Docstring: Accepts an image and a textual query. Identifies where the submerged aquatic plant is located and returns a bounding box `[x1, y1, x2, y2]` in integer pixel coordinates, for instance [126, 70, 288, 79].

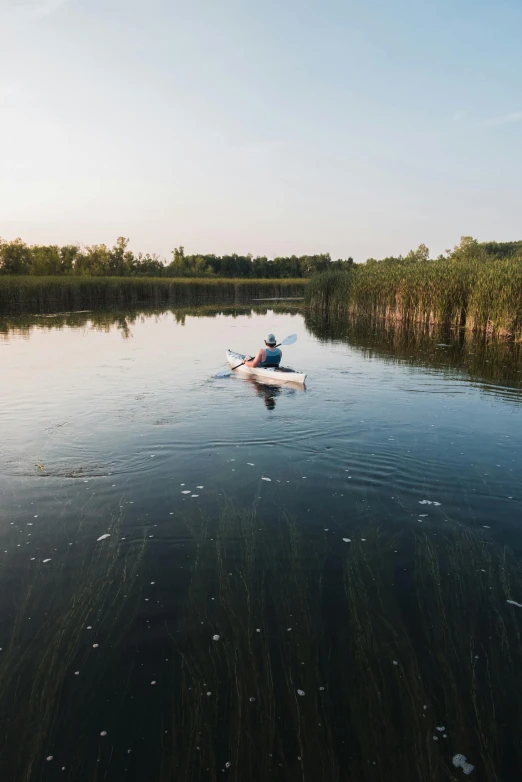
[0, 514, 146, 782]
[2, 497, 522, 780]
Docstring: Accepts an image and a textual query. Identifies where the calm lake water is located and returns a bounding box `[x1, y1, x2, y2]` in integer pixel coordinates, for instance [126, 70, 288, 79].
[1, 304, 522, 782]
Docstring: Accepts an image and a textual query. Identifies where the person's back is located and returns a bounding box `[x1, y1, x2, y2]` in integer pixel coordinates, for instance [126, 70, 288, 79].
[243, 334, 282, 368]
[259, 344, 281, 367]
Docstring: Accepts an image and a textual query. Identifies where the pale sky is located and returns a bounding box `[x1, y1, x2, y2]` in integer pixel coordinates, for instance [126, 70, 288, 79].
[1, 0, 521, 261]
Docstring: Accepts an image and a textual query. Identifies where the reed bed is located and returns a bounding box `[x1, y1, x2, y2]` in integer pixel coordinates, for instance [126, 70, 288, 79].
[306, 259, 522, 338]
[0, 276, 307, 313]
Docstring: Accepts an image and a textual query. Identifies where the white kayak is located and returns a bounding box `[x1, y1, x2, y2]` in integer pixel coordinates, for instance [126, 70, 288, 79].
[226, 350, 307, 385]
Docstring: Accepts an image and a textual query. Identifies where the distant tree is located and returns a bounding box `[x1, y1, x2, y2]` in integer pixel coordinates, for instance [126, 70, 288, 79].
[29, 244, 63, 275]
[481, 240, 522, 260]
[0, 238, 32, 274]
[449, 236, 488, 264]
[404, 243, 430, 263]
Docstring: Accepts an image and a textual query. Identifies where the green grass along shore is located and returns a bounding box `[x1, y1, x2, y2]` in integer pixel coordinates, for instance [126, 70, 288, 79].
[0, 276, 306, 311]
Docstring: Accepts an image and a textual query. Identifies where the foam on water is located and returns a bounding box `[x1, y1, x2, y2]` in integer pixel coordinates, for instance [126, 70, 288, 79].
[452, 754, 474, 775]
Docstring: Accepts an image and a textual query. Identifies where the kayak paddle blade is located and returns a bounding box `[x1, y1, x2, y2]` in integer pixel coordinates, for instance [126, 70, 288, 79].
[281, 333, 297, 346]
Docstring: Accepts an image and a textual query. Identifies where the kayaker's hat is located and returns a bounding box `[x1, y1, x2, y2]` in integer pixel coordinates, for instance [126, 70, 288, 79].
[265, 333, 277, 346]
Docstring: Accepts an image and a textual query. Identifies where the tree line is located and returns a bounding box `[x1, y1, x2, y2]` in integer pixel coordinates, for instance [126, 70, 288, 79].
[0, 237, 353, 278]
[364, 238, 522, 266]
[1, 235, 520, 278]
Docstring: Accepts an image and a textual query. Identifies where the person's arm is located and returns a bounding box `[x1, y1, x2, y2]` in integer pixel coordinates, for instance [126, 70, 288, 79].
[244, 349, 265, 367]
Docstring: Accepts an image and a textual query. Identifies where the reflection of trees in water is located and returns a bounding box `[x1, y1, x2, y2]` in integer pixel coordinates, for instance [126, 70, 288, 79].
[305, 311, 522, 394]
[0, 303, 303, 341]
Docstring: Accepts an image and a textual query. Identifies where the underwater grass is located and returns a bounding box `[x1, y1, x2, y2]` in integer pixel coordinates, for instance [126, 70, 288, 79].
[0, 513, 146, 782]
[2, 498, 522, 780]
[156, 499, 522, 781]
[0, 276, 307, 313]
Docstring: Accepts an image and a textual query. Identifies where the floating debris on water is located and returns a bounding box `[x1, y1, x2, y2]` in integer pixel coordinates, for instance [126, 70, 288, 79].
[436, 726, 445, 731]
[419, 500, 441, 506]
[507, 600, 522, 608]
[225, 762, 231, 768]
[181, 490, 191, 495]
[392, 660, 399, 666]
[191, 494, 199, 498]
[249, 697, 255, 702]
[261, 477, 271, 481]
[342, 538, 351, 543]
[42, 559, 51, 563]
[452, 754, 475, 775]
[212, 634, 220, 641]
[196, 485, 204, 489]
[151, 681, 156, 685]
[247, 463, 255, 466]
[46, 756, 53, 761]
[297, 689, 305, 696]
[96, 534, 110, 541]
[93, 644, 99, 648]
[100, 731, 107, 736]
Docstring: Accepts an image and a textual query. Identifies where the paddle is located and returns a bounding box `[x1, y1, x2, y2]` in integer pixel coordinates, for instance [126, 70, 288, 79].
[215, 334, 298, 378]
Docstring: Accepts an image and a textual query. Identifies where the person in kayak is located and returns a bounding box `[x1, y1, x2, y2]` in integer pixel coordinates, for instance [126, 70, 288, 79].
[243, 333, 282, 368]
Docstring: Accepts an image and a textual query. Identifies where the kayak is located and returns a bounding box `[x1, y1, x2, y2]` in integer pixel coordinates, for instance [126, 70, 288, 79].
[226, 350, 307, 385]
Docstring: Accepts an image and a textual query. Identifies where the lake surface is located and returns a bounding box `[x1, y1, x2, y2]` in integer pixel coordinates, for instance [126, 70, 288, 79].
[1, 304, 522, 781]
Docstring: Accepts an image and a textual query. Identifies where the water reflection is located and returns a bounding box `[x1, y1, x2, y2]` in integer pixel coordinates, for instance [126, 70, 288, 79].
[2, 304, 520, 398]
[241, 376, 305, 410]
[2, 303, 522, 780]
[247, 377, 281, 409]
[304, 311, 522, 399]
[0, 303, 303, 341]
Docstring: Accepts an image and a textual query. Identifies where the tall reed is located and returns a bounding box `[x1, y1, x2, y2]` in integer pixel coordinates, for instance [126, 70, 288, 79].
[306, 258, 522, 338]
